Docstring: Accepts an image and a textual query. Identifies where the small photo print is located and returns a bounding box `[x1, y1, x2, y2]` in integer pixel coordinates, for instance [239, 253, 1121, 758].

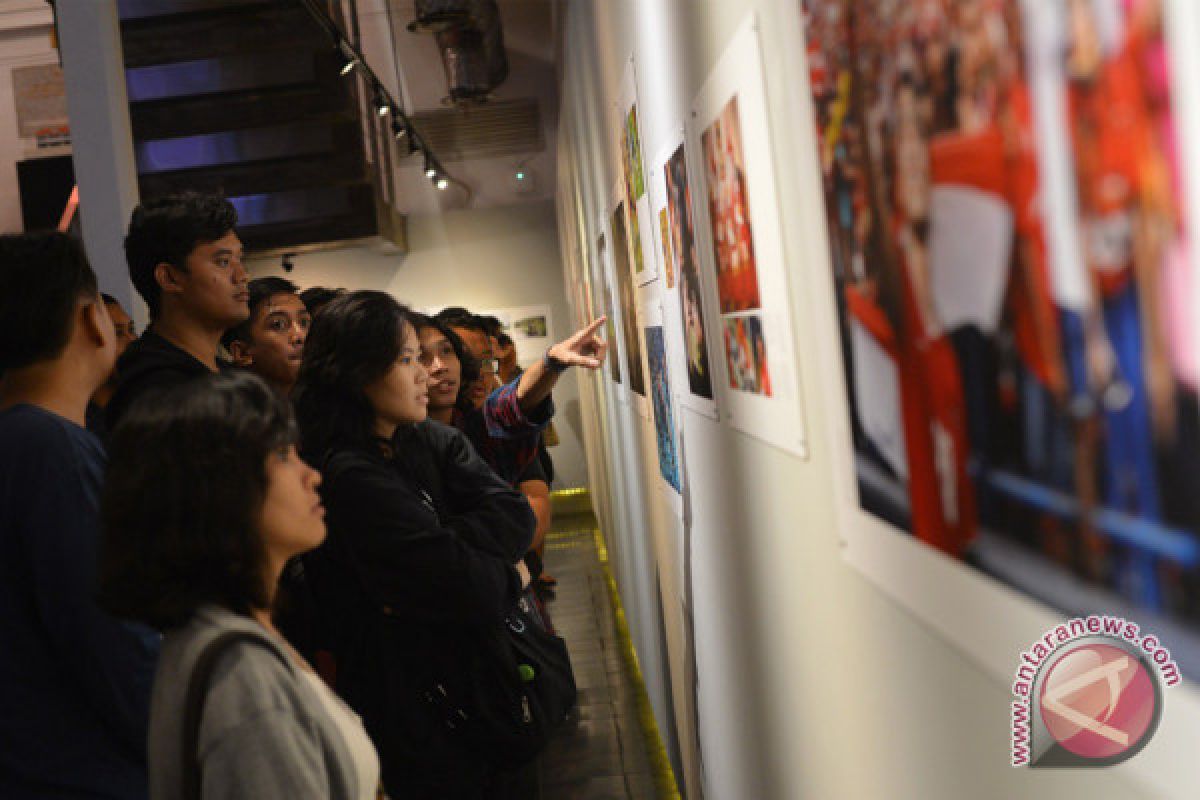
[659, 207, 675, 289]
[723, 314, 771, 397]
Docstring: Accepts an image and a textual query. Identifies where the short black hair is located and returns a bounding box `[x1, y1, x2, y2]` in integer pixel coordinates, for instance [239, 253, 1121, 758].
[299, 287, 345, 317]
[221, 276, 299, 348]
[434, 307, 488, 335]
[294, 290, 417, 459]
[98, 371, 296, 630]
[477, 315, 503, 338]
[101, 293, 118, 306]
[124, 192, 237, 319]
[410, 312, 480, 410]
[496, 331, 514, 348]
[0, 231, 98, 372]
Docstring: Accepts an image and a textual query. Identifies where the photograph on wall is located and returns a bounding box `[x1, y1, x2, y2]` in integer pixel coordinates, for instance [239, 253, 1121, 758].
[658, 207, 675, 290]
[803, 0, 1200, 674]
[618, 59, 658, 286]
[701, 96, 763, 314]
[646, 324, 682, 493]
[612, 202, 647, 397]
[598, 232, 623, 385]
[723, 315, 771, 396]
[691, 19, 807, 456]
[665, 142, 718, 410]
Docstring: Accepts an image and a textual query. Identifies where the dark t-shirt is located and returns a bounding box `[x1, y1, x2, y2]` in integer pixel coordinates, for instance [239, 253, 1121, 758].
[105, 331, 222, 434]
[0, 404, 158, 798]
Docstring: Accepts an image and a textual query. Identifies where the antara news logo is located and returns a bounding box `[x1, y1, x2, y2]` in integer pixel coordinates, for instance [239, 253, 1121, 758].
[1011, 615, 1180, 767]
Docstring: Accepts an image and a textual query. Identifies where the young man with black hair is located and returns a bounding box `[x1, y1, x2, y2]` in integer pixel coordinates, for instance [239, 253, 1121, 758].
[222, 276, 311, 396]
[86, 293, 137, 436]
[0, 232, 158, 799]
[106, 191, 248, 429]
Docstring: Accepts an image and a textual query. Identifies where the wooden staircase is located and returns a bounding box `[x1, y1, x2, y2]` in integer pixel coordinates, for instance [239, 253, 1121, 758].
[118, 0, 381, 253]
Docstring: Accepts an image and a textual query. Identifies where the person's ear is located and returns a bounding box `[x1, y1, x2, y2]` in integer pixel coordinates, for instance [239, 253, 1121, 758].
[154, 261, 185, 296]
[80, 298, 114, 350]
[227, 339, 253, 367]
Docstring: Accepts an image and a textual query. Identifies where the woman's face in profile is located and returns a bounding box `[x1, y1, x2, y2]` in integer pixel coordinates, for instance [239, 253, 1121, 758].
[364, 321, 430, 426]
[257, 444, 326, 564]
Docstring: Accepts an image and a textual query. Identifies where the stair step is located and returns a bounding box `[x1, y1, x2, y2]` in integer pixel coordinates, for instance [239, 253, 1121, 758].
[235, 182, 380, 252]
[137, 145, 367, 199]
[118, 0, 272, 23]
[121, 3, 324, 68]
[130, 69, 352, 140]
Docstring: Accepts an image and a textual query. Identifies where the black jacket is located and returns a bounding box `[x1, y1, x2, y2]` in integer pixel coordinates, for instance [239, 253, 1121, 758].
[294, 420, 533, 798]
[105, 331, 220, 433]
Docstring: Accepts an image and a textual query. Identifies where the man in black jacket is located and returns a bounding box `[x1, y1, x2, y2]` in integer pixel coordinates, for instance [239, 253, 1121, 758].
[106, 192, 248, 430]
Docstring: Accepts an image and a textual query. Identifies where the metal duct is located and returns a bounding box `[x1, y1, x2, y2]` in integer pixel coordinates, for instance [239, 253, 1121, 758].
[409, 0, 471, 33]
[413, 0, 507, 105]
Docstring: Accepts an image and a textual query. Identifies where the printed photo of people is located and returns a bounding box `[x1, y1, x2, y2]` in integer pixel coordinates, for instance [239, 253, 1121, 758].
[646, 325, 682, 492]
[612, 203, 647, 396]
[803, 0, 1200, 670]
[702, 95, 762, 314]
[723, 315, 771, 397]
[621, 105, 647, 275]
[666, 143, 715, 401]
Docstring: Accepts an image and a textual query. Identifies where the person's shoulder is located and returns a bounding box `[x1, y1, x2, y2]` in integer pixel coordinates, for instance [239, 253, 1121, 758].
[415, 418, 471, 450]
[0, 405, 101, 466]
[166, 609, 300, 733]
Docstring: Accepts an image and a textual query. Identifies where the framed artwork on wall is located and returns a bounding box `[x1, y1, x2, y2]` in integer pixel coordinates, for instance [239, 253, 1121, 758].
[643, 302, 684, 500]
[616, 59, 658, 288]
[796, 3, 1200, 778]
[690, 16, 808, 458]
[649, 132, 720, 420]
[612, 196, 650, 416]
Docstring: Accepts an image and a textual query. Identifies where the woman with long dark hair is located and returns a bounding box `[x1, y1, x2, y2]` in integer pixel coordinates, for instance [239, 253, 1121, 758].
[98, 372, 382, 799]
[291, 291, 536, 798]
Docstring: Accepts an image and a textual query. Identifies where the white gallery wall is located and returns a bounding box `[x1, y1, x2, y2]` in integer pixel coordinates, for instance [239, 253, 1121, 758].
[556, 1, 1198, 798]
[245, 200, 589, 490]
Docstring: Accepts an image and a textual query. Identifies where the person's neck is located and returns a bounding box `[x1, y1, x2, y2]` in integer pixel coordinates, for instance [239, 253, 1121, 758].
[374, 417, 398, 441]
[428, 404, 453, 425]
[91, 381, 115, 409]
[151, 313, 224, 371]
[0, 362, 94, 427]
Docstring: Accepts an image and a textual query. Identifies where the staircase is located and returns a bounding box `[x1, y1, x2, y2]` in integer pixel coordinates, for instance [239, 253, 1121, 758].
[117, 0, 384, 254]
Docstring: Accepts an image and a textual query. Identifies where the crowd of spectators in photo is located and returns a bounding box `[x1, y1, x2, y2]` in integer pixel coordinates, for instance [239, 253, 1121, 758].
[0, 191, 607, 799]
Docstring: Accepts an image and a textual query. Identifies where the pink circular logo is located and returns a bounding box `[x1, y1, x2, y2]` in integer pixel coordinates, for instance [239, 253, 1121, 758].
[1038, 643, 1158, 760]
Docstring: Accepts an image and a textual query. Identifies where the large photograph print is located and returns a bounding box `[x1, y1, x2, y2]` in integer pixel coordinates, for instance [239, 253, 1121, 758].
[665, 143, 717, 405]
[804, 0, 1200, 673]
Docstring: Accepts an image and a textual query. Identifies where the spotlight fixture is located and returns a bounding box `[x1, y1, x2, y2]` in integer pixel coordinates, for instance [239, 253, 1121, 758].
[393, 121, 409, 140]
[436, 176, 449, 190]
[424, 156, 438, 179]
[336, 42, 358, 76]
[281, 252, 296, 273]
[374, 91, 391, 117]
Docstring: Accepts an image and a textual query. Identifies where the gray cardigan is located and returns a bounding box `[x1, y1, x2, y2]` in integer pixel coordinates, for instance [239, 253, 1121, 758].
[148, 606, 366, 800]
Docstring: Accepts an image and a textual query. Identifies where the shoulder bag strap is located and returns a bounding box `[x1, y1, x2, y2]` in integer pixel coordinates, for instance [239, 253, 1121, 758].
[182, 630, 270, 800]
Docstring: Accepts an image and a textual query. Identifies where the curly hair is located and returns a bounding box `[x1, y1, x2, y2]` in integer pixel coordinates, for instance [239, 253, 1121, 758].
[98, 371, 295, 630]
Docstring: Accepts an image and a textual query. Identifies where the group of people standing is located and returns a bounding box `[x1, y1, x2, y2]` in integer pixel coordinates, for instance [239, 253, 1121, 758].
[0, 191, 606, 799]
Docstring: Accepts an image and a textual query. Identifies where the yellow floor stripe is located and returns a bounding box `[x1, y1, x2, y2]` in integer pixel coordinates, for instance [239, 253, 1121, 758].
[590, 526, 683, 800]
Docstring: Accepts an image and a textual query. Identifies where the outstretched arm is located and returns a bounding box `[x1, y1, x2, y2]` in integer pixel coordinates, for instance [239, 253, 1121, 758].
[514, 316, 608, 413]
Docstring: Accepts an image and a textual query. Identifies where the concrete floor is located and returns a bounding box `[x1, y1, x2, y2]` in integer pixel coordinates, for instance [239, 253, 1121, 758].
[536, 513, 665, 800]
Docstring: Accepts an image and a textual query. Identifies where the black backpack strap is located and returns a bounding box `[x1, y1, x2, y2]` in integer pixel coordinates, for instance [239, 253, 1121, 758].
[182, 631, 270, 800]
